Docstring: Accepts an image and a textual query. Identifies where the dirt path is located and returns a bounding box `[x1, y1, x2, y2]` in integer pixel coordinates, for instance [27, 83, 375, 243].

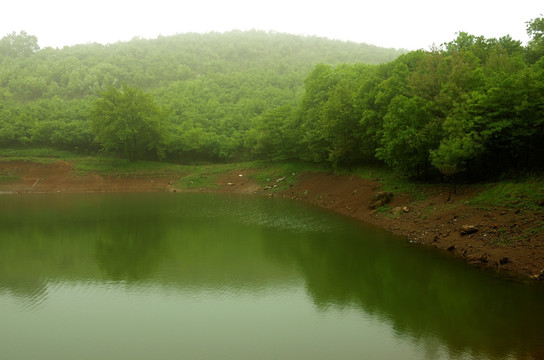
[2, 160, 543, 280]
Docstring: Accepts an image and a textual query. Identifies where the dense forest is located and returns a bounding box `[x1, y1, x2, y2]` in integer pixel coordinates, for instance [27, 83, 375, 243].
[0, 30, 404, 161]
[1, 19, 543, 181]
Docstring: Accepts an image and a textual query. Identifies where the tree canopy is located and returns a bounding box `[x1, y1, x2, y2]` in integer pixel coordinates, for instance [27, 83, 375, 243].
[91, 85, 165, 160]
[0, 30, 404, 160]
[1, 19, 543, 180]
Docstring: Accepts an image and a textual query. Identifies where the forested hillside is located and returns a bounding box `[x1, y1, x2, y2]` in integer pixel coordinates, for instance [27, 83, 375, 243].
[291, 20, 544, 180]
[1, 19, 543, 181]
[0, 30, 404, 160]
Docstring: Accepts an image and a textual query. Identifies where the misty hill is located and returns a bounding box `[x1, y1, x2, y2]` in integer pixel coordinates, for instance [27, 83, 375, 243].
[1, 20, 543, 178]
[0, 30, 406, 159]
[1, 30, 406, 100]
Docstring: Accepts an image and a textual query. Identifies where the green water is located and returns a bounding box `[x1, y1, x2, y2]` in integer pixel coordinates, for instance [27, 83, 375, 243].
[0, 193, 543, 360]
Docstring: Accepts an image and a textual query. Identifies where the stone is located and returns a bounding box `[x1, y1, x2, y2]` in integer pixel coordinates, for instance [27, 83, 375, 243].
[460, 225, 478, 235]
[369, 191, 393, 209]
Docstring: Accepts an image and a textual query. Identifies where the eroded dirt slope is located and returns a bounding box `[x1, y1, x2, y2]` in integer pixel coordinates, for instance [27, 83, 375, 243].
[280, 172, 544, 280]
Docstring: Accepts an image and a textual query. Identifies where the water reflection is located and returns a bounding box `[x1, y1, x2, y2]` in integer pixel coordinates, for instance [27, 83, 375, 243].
[266, 229, 544, 359]
[0, 193, 543, 359]
[0, 277, 48, 311]
[94, 214, 167, 281]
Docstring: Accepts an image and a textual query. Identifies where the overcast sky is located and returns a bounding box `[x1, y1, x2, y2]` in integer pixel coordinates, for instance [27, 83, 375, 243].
[1, 0, 542, 50]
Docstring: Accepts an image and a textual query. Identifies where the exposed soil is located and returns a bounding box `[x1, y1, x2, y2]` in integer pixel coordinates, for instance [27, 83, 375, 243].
[0, 161, 173, 193]
[2, 160, 543, 280]
[277, 172, 544, 281]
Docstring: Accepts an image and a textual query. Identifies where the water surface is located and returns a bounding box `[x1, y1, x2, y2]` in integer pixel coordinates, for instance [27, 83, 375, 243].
[1, 193, 543, 359]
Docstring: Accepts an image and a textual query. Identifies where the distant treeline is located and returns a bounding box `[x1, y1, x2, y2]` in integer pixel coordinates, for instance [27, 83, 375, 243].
[1, 21, 543, 180]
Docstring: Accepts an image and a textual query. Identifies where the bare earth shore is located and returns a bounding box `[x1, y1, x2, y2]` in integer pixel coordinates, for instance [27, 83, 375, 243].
[2, 160, 543, 281]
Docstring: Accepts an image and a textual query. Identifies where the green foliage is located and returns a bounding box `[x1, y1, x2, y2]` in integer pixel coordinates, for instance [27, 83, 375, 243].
[430, 134, 483, 177]
[91, 85, 165, 161]
[0, 31, 39, 58]
[377, 95, 441, 177]
[526, 15, 544, 63]
[468, 177, 544, 211]
[248, 105, 300, 160]
[1, 21, 543, 182]
[292, 18, 544, 180]
[0, 30, 404, 162]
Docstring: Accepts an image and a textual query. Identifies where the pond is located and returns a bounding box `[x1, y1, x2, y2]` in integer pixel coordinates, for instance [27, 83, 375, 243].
[0, 193, 543, 359]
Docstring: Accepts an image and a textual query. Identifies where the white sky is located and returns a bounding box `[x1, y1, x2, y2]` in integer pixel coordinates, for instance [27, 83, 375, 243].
[1, 0, 543, 50]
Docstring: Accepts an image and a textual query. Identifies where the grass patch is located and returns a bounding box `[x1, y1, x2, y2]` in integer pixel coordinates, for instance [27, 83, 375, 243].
[0, 148, 78, 161]
[178, 173, 221, 189]
[73, 156, 184, 176]
[418, 205, 436, 220]
[249, 161, 322, 190]
[373, 204, 398, 218]
[175, 162, 262, 189]
[0, 174, 20, 183]
[468, 177, 544, 211]
[342, 165, 431, 201]
[0, 156, 65, 165]
[341, 165, 389, 180]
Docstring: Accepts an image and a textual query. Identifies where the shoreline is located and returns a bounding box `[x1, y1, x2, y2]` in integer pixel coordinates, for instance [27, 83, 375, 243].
[277, 173, 544, 281]
[1, 160, 543, 281]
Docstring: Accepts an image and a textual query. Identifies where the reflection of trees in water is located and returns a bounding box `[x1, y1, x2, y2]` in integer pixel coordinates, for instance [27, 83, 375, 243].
[263, 226, 544, 360]
[94, 215, 168, 282]
[0, 277, 48, 311]
[2, 193, 544, 358]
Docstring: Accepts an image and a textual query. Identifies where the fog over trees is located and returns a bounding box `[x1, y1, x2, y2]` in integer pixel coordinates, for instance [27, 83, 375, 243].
[1, 19, 543, 180]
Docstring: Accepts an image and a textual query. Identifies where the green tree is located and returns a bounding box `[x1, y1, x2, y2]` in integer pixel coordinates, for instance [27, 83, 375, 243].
[297, 64, 336, 162]
[0, 31, 39, 58]
[526, 15, 544, 63]
[376, 95, 441, 177]
[321, 75, 363, 166]
[248, 105, 299, 160]
[91, 85, 165, 160]
[431, 134, 483, 199]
